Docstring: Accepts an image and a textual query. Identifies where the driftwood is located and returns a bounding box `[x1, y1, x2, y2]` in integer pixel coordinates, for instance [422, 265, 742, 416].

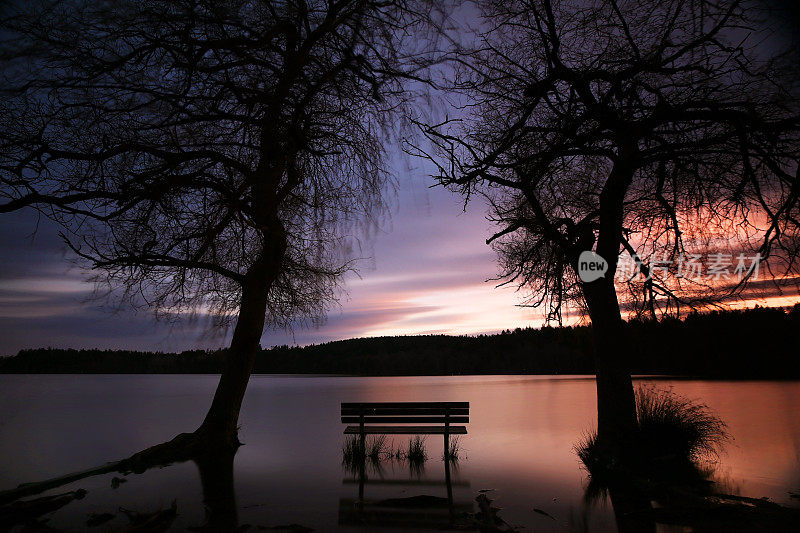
[0, 464, 118, 505]
[626, 491, 800, 531]
[86, 512, 115, 527]
[472, 493, 518, 532]
[18, 519, 71, 532]
[0, 431, 201, 505]
[0, 489, 86, 530]
[121, 500, 177, 532]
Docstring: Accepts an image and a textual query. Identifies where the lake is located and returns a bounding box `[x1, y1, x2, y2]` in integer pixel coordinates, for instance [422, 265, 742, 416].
[1, 375, 799, 531]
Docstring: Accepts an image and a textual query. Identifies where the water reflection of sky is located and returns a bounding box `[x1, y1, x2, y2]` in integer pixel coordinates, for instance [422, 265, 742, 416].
[0, 375, 798, 531]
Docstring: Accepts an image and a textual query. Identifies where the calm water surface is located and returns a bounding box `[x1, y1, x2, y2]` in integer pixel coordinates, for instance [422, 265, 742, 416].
[0, 375, 799, 531]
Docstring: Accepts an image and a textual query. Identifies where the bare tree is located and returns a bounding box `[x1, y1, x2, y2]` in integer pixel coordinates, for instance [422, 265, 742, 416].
[412, 0, 800, 449]
[0, 0, 442, 457]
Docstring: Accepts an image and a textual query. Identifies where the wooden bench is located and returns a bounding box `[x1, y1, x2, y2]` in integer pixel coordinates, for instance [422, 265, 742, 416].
[340, 401, 470, 526]
[341, 401, 469, 456]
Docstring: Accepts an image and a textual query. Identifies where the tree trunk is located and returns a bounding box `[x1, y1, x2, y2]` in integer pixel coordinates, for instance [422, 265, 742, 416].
[194, 153, 288, 452]
[194, 450, 238, 530]
[607, 485, 656, 533]
[582, 142, 639, 451]
[196, 246, 281, 451]
[583, 274, 638, 448]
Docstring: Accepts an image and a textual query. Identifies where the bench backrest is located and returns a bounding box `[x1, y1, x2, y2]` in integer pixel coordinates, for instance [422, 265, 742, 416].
[341, 402, 469, 425]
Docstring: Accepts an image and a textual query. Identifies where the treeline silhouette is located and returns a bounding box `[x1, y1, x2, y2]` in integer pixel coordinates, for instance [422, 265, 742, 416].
[1, 306, 798, 377]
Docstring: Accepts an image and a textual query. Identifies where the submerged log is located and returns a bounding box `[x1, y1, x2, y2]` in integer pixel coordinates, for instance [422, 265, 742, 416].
[121, 500, 177, 532]
[0, 489, 87, 530]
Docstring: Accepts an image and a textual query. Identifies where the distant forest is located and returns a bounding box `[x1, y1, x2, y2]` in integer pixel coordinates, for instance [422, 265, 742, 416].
[1, 306, 798, 378]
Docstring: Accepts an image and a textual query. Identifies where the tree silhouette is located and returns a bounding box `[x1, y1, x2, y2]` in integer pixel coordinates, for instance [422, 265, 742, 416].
[412, 0, 800, 448]
[0, 0, 441, 456]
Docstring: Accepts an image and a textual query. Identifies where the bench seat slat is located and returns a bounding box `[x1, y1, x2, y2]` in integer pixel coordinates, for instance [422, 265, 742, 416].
[341, 416, 468, 424]
[341, 407, 469, 416]
[344, 425, 467, 435]
[341, 402, 468, 409]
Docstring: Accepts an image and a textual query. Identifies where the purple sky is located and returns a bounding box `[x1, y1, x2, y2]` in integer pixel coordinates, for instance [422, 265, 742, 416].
[0, 163, 550, 355]
[4, 162, 796, 356]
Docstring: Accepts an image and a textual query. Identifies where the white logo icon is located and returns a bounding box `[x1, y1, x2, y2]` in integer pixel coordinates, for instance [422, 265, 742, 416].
[578, 251, 608, 282]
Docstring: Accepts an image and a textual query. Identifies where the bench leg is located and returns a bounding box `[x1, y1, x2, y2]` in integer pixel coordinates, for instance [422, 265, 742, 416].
[358, 429, 366, 504]
[358, 409, 366, 505]
[444, 432, 454, 514]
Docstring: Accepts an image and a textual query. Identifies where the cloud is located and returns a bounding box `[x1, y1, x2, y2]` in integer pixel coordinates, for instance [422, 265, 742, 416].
[2, 173, 798, 354]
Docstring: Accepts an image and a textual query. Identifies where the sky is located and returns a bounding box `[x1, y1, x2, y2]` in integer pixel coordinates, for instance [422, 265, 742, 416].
[0, 164, 554, 355]
[2, 158, 798, 356]
[1, 2, 799, 356]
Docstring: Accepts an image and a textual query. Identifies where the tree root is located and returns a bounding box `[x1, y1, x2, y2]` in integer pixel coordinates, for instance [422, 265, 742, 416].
[0, 428, 241, 504]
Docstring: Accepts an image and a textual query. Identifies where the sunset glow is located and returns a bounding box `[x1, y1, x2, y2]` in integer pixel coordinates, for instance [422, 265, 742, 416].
[1, 179, 797, 354]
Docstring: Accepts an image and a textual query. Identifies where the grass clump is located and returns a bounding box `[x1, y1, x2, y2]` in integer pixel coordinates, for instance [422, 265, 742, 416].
[635, 385, 728, 462]
[405, 436, 428, 463]
[342, 435, 365, 466]
[366, 434, 389, 461]
[342, 434, 393, 465]
[343, 434, 437, 476]
[577, 386, 729, 481]
[443, 436, 461, 462]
